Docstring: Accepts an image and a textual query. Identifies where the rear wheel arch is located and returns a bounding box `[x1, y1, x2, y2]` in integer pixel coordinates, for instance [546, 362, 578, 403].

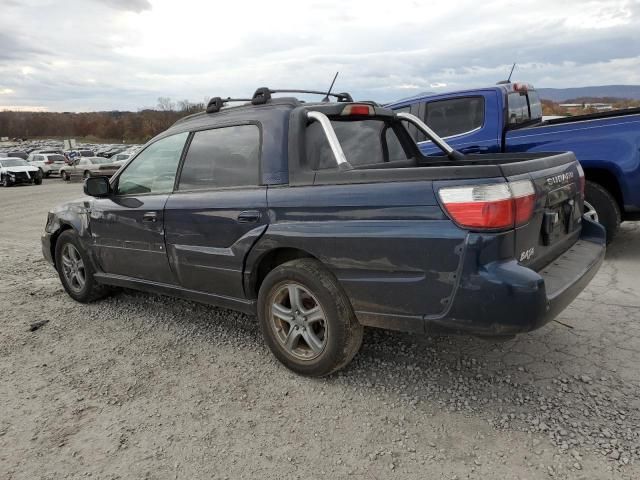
[583, 167, 624, 210]
[252, 247, 318, 297]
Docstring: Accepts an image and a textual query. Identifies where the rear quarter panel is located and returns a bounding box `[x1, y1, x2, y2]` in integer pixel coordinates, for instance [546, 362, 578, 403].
[251, 181, 466, 329]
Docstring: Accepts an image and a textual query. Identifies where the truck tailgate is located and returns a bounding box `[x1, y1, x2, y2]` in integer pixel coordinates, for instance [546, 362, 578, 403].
[500, 152, 583, 271]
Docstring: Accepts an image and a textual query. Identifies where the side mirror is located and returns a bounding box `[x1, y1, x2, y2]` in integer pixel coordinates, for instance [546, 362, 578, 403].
[84, 176, 111, 197]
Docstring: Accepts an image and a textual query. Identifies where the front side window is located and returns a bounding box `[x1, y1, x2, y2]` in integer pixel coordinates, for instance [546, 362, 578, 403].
[424, 97, 485, 138]
[178, 125, 260, 190]
[116, 132, 188, 195]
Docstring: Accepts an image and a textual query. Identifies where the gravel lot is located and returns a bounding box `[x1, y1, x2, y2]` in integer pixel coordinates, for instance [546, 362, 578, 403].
[1, 180, 639, 479]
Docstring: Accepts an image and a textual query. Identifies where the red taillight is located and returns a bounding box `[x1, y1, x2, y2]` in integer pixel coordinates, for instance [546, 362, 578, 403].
[438, 180, 536, 230]
[341, 104, 374, 116]
[576, 164, 585, 198]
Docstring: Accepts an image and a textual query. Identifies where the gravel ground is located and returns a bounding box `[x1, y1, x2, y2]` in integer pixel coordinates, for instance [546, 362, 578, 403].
[1, 180, 639, 479]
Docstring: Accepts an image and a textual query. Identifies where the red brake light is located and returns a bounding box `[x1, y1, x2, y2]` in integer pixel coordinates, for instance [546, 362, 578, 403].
[512, 82, 532, 93]
[341, 104, 374, 116]
[438, 180, 536, 230]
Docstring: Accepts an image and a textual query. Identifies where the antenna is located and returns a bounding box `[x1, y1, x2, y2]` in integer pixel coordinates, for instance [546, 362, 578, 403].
[506, 63, 516, 83]
[496, 63, 517, 85]
[322, 72, 339, 102]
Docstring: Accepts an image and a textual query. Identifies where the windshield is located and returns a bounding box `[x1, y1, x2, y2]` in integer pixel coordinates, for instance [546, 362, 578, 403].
[0, 159, 28, 167]
[304, 119, 411, 170]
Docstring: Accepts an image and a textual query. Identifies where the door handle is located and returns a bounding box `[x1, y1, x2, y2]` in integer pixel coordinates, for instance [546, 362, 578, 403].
[237, 210, 261, 223]
[460, 146, 489, 154]
[142, 211, 158, 222]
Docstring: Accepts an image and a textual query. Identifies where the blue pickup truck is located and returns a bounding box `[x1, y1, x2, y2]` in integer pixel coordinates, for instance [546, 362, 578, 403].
[43, 88, 605, 376]
[388, 82, 640, 241]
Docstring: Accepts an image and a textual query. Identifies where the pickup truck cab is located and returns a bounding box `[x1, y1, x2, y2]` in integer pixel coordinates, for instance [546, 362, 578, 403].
[388, 83, 640, 241]
[42, 88, 605, 376]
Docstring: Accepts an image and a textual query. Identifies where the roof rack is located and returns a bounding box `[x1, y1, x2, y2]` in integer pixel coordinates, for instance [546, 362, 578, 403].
[205, 87, 354, 113]
[206, 96, 253, 114]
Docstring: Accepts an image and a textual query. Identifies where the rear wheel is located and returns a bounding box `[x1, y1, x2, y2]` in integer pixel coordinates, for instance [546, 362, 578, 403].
[584, 181, 620, 243]
[61, 170, 70, 181]
[55, 230, 110, 303]
[44, 171, 51, 178]
[258, 258, 363, 377]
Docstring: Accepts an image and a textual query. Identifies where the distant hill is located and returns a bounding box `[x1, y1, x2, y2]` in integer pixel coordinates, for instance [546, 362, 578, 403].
[537, 85, 640, 102]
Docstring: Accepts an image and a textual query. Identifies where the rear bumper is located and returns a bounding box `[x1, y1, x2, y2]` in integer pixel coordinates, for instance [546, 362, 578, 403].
[357, 218, 606, 336]
[426, 218, 606, 335]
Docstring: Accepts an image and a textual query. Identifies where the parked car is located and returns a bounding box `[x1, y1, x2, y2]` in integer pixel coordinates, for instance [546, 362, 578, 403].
[5, 151, 28, 160]
[387, 82, 640, 242]
[0, 157, 42, 186]
[59, 156, 121, 180]
[111, 153, 132, 165]
[42, 88, 605, 376]
[27, 153, 67, 176]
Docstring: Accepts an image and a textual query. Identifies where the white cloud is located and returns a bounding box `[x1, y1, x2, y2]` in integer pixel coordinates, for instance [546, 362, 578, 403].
[0, 0, 638, 111]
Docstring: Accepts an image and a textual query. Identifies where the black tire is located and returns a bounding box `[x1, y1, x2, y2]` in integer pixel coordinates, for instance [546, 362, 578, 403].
[61, 170, 70, 181]
[83, 170, 91, 179]
[44, 171, 51, 178]
[585, 181, 621, 243]
[257, 258, 363, 377]
[34, 172, 43, 185]
[54, 230, 110, 303]
[2, 175, 10, 187]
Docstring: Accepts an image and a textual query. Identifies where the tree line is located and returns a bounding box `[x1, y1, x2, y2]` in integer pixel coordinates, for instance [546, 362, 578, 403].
[541, 97, 640, 116]
[0, 98, 205, 143]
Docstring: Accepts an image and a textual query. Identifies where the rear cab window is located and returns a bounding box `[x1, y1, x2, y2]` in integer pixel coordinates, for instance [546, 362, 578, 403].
[507, 89, 543, 126]
[178, 125, 261, 190]
[304, 119, 412, 170]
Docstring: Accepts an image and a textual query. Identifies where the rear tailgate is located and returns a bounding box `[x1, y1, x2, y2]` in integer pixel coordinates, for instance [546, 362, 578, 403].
[500, 152, 583, 271]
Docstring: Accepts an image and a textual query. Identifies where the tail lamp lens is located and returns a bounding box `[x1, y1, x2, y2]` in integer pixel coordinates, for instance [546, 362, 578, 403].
[439, 180, 536, 230]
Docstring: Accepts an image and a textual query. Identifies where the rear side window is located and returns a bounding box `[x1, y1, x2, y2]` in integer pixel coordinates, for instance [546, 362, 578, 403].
[424, 97, 485, 138]
[48, 154, 65, 162]
[178, 125, 260, 190]
[304, 119, 410, 170]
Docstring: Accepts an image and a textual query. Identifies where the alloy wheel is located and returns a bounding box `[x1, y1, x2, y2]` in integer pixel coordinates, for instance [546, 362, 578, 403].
[61, 243, 86, 293]
[583, 200, 599, 222]
[269, 282, 328, 360]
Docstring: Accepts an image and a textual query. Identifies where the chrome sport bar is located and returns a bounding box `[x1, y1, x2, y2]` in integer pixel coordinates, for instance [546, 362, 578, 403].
[306, 111, 353, 170]
[395, 112, 465, 161]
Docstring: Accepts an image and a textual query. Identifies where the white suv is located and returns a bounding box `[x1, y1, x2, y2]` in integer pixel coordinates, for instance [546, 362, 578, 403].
[27, 153, 67, 176]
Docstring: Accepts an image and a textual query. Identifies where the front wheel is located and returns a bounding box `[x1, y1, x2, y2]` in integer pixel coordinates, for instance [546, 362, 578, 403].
[54, 230, 110, 303]
[257, 259, 363, 377]
[2, 175, 10, 187]
[584, 181, 620, 243]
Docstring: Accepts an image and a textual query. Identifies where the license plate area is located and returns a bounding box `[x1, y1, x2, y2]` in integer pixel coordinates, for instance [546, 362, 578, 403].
[541, 185, 579, 246]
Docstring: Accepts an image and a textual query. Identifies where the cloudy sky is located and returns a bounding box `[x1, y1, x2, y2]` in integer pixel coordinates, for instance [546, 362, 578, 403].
[1, 0, 639, 111]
